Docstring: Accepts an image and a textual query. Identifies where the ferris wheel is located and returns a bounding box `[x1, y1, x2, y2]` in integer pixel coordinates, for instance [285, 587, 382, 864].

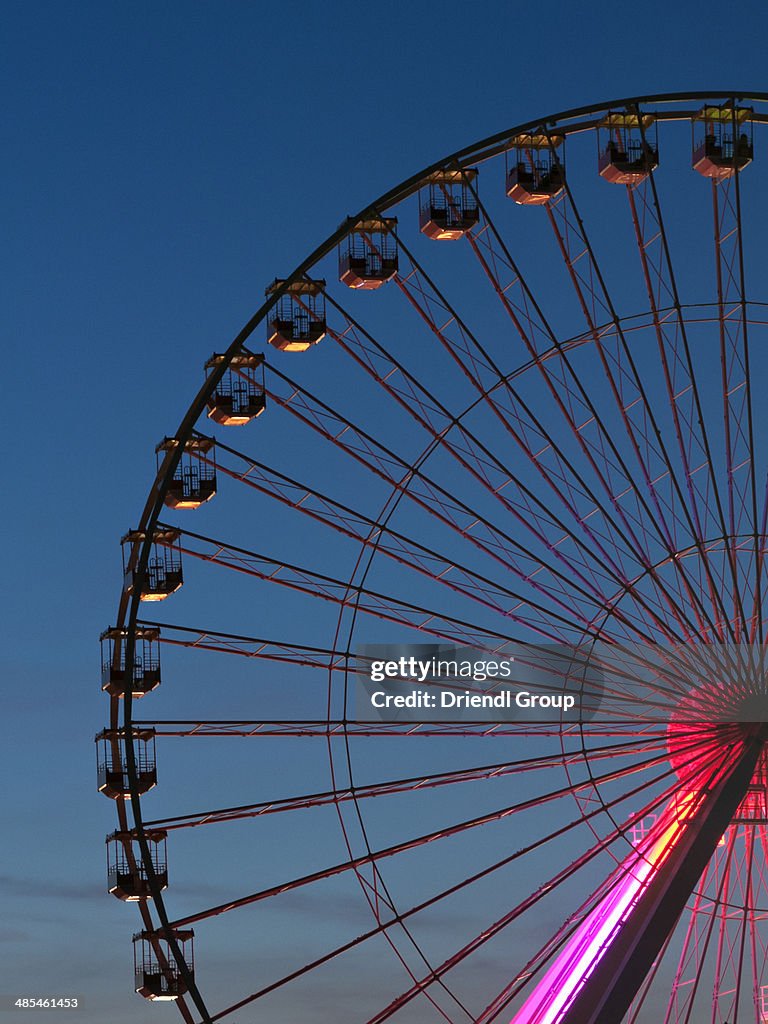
[98, 92, 768, 1024]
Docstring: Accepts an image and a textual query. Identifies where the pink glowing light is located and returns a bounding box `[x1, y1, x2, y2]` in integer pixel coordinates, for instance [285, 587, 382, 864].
[510, 792, 697, 1024]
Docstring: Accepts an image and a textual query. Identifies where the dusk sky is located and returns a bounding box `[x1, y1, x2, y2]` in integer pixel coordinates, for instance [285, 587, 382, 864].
[6, 2, 768, 1022]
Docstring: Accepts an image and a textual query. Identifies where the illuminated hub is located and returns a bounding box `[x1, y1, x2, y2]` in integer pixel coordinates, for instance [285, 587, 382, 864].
[107, 830, 167, 901]
[133, 929, 194, 1001]
[205, 352, 266, 426]
[95, 728, 157, 799]
[339, 217, 398, 289]
[668, 685, 768, 822]
[419, 169, 479, 239]
[506, 133, 565, 205]
[100, 626, 161, 697]
[692, 103, 753, 179]
[597, 111, 658, 184]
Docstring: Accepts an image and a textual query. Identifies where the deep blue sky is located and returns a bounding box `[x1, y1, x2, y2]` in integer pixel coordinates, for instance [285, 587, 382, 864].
[4, 1, 768, 1020]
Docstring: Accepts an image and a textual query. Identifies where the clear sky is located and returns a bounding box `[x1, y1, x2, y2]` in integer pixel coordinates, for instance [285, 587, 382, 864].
[5, 1, 768, 1021]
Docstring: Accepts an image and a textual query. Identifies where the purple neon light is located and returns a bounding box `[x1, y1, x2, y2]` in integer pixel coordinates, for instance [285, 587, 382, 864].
[509, 791, 698, 1024]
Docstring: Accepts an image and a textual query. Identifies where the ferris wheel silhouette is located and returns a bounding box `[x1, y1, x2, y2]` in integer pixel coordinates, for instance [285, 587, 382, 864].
[98, 92, 768, 1024]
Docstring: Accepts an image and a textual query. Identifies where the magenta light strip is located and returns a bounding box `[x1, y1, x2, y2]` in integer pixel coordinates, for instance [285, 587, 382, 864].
[509, 791, 698, 1024]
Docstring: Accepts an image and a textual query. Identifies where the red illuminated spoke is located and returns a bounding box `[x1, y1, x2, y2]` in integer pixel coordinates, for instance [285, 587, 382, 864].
[206, 750, 705, 1023]
[546, 179, 740, 643]
[390, 208, 722, 643]
[139, 733, 682, 832]
[327, 229, 718, 643]
[161, 522, 575, 648]
[265, 347, 737, 646]
[137, 719, 671, 739]
[154, 612, 730, 707]
[165, 523, 697, 685]
[624, 174, 735, 641]
[262, 360, 682, 642]
[201, 436, 624, 640]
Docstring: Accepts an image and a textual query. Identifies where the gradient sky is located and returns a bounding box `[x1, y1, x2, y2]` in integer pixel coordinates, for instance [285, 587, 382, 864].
[5, 1, 768, 1020]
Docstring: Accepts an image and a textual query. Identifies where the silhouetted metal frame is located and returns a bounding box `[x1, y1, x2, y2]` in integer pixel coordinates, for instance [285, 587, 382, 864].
[110, 91, 768, 1023]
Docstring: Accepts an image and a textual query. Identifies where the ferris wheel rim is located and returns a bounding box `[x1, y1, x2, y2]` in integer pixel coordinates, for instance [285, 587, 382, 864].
[120, 89, 768, 599]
